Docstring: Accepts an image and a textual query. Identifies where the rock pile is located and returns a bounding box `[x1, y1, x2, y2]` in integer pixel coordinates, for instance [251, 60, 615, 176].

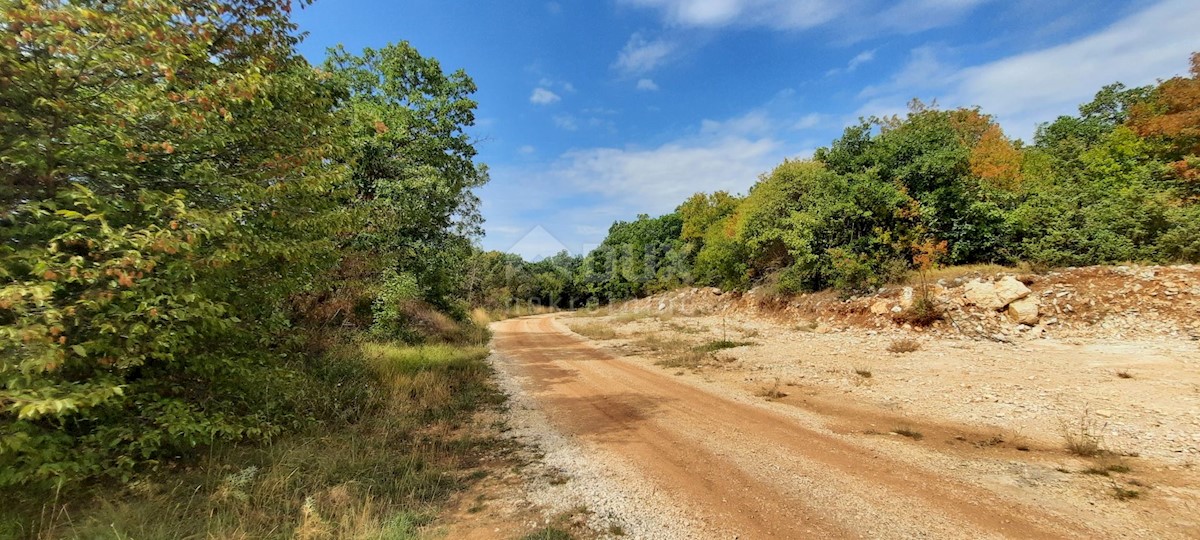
[619, 264, 1200, 341]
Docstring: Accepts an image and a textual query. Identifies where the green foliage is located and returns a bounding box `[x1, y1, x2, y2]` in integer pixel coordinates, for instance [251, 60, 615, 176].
[557, 59, 1197, 302]
[0, 1, 490, 491]
[0, 0, 347, 488]
[3, 342, 501, 539]
[324, 42, 487, 319]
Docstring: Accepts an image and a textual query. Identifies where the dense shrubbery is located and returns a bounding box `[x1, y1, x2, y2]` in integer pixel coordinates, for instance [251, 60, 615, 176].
[473, 53, 1200, 305]
[1, 1, 488, 489]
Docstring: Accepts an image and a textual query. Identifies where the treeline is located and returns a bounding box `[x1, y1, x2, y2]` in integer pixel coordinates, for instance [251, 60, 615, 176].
[1, 1, 488, 487]
[470, 53, 1200, 307]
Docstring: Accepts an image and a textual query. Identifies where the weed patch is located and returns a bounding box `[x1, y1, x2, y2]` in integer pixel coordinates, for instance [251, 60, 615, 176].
[893, 427, 924, 441]
[887, 338, 921, 354]
[568, 322, 618, 340]
[1112, 485, 1141, 501]
[694, 339, 754, 353]
[1060, 410, 1107, 457]
[756, 378, 788, 400]
[6, 343, 506, 539]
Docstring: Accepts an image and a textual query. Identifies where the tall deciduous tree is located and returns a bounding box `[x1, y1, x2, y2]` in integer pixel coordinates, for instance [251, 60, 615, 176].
[0, 0, 342, 486]
[324, 43, 488, 324]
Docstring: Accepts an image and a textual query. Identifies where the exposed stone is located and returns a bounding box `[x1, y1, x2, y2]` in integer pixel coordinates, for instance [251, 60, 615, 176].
[963, 277, 1030, 311]
[1006, 296, 1040, 325]
[899, 287, 915, 309]
[963, 279, 1002, 309]
[869, 300, 891, 316]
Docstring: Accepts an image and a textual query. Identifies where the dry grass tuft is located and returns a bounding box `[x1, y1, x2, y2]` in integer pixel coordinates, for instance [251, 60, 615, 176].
[1111, 485, 1141, 501]
[694, 339, 753, 353]
[893, 427, 924, 440]
[1115, 369, 1134, 379]
[18, 342, 502, 539]
[756, 378, 788, 400]
[568, 322, 617, 340]
[1060, 409, 1107, 457]
[887, 338, 921, 354]
[853, 367, 873, 378]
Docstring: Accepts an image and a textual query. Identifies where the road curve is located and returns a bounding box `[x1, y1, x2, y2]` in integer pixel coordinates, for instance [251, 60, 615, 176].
[491, 314, 1104, 539]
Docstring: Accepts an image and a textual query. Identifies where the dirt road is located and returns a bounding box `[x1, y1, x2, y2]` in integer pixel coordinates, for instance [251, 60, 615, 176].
[490, 314, 1199, 539]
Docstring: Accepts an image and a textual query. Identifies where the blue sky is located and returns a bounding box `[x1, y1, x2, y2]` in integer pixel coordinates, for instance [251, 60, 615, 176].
[293, 0, 1200, 260]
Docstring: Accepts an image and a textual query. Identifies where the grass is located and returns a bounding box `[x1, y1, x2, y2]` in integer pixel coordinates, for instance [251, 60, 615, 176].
[853, 367, 873, 378]
[893, 427, 924, 441]
[4, 342, 505, 540]
[612, 311, 655, 323]
[793, 321, 818, 332]
[1112, 485, 1141, 501]
[756, 378, 788, 400]
[1115, 369, 1134, 379]
[693, 339, 753, 353]
[568, 322, 618, 340]
[667, 322, 706, 334]
[522, 527, 574, 540]
[886, 338, 921, 354]
[903, 263, 1030, 285]
[1061, 409, 1107, 457]
[657, 350, 709, 369]
[893, 296, 943, 327]
[521, 506, 589, 540]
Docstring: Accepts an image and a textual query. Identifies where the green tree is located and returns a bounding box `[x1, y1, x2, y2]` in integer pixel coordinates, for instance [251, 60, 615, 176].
[323, 42, 488, 329]
[1, 0, 341, 486]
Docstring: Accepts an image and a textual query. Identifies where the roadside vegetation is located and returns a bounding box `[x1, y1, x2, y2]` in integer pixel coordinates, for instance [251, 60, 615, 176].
[4, 344, 503, 538]
[1, 0, 507, 536]
[466, 53, 1200, 307]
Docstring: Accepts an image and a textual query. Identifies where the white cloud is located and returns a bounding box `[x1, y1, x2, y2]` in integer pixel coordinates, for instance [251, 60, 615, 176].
[699, 109, 773, 137]
[953, 0, 1200, 132]
[636, 78, 660, 91]
[620, 0, 991, 32]
[792, 113, 824, 130]
[620, 0, 844, 30]
[875, 0, 994, 34]
[552, 114, 578, 130]
[539, 77, 576, 93]
[856, 0, 1200, 139]
[530, 87, 561, 105]
[518, 145, 536, 155]
[555, 136, 782, 210]
[827, 49, 875, 76]
[480, 110, 804, 255]
[858, 45, 950, 99]
[614, 34, 677, 74]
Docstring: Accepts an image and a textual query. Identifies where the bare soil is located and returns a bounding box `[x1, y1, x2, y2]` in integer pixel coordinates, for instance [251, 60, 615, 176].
[474, 309, 1200, 539]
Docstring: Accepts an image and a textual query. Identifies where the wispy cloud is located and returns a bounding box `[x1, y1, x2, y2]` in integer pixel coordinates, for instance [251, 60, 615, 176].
[530, 87, 562, 105]
[855, 0, 1200, 139]
[636, 78, 660, 91]
[620, 0, 992, 32]
[614, 33, 677, 75]
[792, 113, 825, 130]
[480, 109, 804, 256]
[827, 49, 876, 76]
[619, 0, 845, 30]
[552, 114, 578, 130]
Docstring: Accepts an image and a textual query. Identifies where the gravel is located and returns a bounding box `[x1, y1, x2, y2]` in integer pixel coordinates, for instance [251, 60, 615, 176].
[489, 349, 706, 539]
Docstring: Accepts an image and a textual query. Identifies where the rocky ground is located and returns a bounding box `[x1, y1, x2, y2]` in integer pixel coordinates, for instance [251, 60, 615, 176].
[439, 264, 1200, 539]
